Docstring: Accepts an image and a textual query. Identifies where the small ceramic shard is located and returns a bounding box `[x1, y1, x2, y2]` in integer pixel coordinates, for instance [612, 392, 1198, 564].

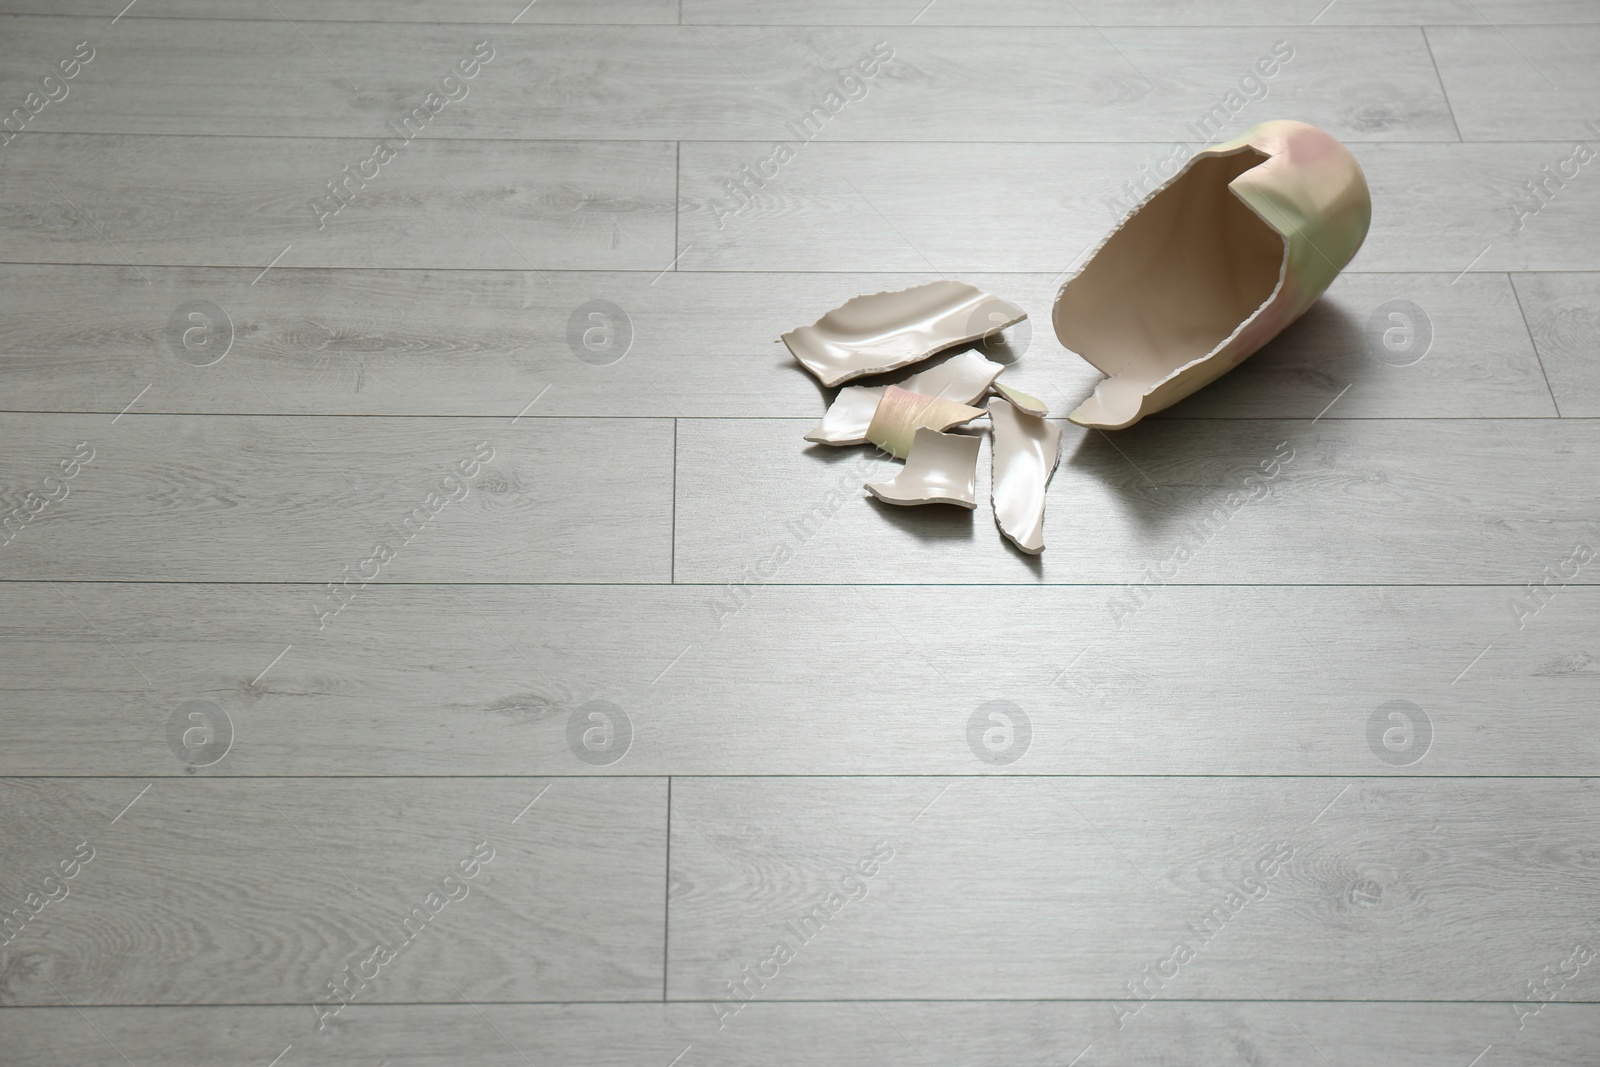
[783, 280, 1027, 387]
[865, 427, 981, 509]
[804, 351, 1005, 446]
[1055, 119, 1371, 429]
[866, 385, 986, 460]
[990, 380, 1049, 417]
[988, 397, 1062, 554]
[805, 387, 884, 446]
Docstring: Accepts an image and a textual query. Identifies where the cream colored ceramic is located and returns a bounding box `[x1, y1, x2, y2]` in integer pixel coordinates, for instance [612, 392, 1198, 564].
[988, 397, 1061, 554]
[784, 280, 1027, 388]
[865, 386, 987, 459]
[990, 380, 1048, 417]
[805, 351, 1005, 446]
[864, 427, 981, 509]
[1056, 119, 1371, 429]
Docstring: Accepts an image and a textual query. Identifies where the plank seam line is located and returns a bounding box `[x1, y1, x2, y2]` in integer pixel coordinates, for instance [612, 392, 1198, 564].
[1507, 273, 1563, 417]
[1418, 25, 1465, 143]
[2, 12, 1597, 27]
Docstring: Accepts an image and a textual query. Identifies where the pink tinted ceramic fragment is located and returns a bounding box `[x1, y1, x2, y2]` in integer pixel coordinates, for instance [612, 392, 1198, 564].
[783, 280, 1027, 387]
[805, 351, 1005, 446]
[1056, 119, 1371, 429]
[987, 397, 1061, 554]
[866, 386, 987, 459]
[865, 427, 981, 509]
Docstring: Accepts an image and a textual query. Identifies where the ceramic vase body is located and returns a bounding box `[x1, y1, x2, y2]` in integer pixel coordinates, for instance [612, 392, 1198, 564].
[1056, 119, 1372, 429]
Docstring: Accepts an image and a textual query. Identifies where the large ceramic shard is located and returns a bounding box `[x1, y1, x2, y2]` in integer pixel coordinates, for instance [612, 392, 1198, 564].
[865, 427, 981, 509]
[988, 397, 1061, 554]
[866, 385, 986, 459]
[805, 351, 1005, 446]
[783, 281, 1027, 387]
[1056, 119, 1371, 429]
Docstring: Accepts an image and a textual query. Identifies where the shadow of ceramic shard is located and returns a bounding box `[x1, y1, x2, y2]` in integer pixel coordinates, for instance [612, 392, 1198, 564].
[805, 351, 1005, 446]
[783, 280, 1026, 388]
[989, 397, 1062, 555]
[864, 427, 981, 510]
[865, 385, 987, 459]
[1056, 120, 1371, 430]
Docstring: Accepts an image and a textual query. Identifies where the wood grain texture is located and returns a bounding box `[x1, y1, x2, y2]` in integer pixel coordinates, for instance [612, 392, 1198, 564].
[0, 414, 673, 581]
[0, 18, 1453, 142]
[0, 267, 1554, 418]
[1359, 142, 1600, 271]
[1, 0, 1597, 1054]
[668, 776, 1600, 1001]
[2, 583, 1595, 777]
[5, 0, 1596, 22]
[1429, 25, 1600, 141]
[1144, 270, 1557, 418]
[0, 0, 673, 19]
[6, 1002, 1599, 1066]
[1513, 272, 1600, 416]
[0, 134, 674, 269]
[0, 777, 665, 1005]
[675, 417, 1600, 584]
[685, 0, 1600, 25]
[680, 142, 1600, 272]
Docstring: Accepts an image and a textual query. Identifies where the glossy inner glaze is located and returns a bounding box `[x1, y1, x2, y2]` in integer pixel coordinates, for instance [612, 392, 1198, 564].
[1055, 147, 1282, 424]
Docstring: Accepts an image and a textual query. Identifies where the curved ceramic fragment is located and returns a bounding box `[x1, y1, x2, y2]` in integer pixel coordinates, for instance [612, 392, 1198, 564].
[865, 427, 981, 509]
[1055, 119, 1371, 429]
[805, 351, 1005, 446]
[805, 387, 883, 447]
[783, 280, 1027, 388]
[866, 385, 987, 459]
[990, 380, 1049, 417]
[988, 397, 1061, 554]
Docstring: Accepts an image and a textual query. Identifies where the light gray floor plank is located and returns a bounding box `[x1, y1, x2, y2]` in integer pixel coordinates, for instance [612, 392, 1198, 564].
[676, 417, 1600, 584]
[5, 1002, 1598, 1067]
[0, 777, 665, 1005]
[0, 19, 1453, 142]
[0, 0, 673, 19]
[0, 414, 672, 581]
[0, 134, 674, 269]
[0, 0, 1596, 1056]
[0, 267, 1553, 418]
[1514, 272, 1600, 416]
[1143, 270, 1556, 418]
[668, 777, 1600, 1002]
[1359, 142, 1600, 270]
[1429, 25, 1600, 141]
[686, 0, 1600, 24]
[7, 0, 1597, 22]
[680, 141, 1600, 272]
[2, 583, 1593, 776]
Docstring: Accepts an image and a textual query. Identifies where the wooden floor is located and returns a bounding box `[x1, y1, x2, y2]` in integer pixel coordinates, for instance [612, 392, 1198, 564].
[3, 2, 1598, 1064]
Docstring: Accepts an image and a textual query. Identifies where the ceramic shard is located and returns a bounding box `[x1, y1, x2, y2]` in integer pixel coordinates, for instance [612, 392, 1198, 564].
[1055, 119, 1371, 429]
[866, 385, 987, 460]
[783, 280, 1027, 388]
[865, 427, 981, 509]
[804, 351, 1005, 446]
[988, 397, 1061, 554]
[991, 380, 1049, 417]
